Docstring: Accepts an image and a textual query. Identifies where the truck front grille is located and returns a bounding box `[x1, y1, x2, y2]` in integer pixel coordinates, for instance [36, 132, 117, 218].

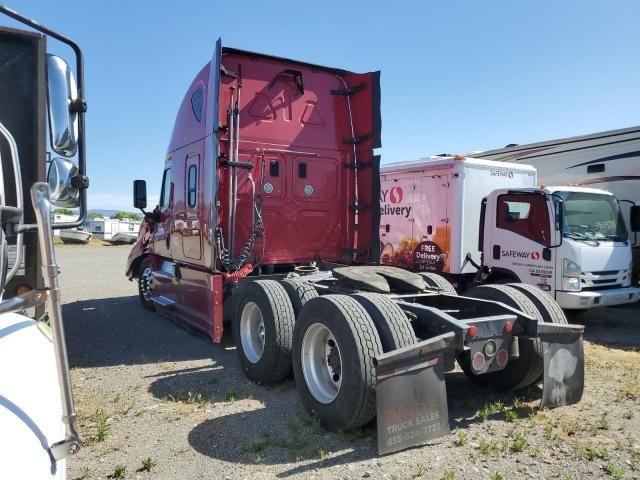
[580, 269, 628, 290]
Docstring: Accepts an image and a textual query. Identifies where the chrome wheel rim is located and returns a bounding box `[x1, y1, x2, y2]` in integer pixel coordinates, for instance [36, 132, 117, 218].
[240, 302, 265, 363]
[301, 323, 342, 404]
[140, 267, 153, 301]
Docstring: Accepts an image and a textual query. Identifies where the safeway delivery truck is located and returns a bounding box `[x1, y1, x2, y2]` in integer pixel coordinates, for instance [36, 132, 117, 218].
[380, 156, 640, 310]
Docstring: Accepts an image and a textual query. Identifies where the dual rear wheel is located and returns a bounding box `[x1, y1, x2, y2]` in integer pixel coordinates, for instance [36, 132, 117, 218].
[232, 276, 566, 430]
[233, 280, 415, 430]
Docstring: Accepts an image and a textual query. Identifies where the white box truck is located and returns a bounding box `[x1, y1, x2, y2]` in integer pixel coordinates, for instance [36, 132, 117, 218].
[380, 156, 640, 310]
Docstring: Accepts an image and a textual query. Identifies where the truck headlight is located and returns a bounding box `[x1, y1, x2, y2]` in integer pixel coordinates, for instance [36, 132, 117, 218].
[624, 260, 633, 287]
[562, 258, 581, 277]
[562, 258, 581, 291]
[563, 277, 581, 291]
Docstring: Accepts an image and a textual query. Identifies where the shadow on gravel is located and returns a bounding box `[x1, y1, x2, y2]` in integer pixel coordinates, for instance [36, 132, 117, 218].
[63, 296, 217, 368]
[182, 368, 542, 476]
[566, 302, 640, 349]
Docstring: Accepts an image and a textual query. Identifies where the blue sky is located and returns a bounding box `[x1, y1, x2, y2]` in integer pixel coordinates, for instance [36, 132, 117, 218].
[5, 1, 640, 210]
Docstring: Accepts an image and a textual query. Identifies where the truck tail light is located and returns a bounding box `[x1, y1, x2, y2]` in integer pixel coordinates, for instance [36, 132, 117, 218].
[504, 321, 512, 333]
[496, 349, 509, 367]
[472, 352, 485, 371]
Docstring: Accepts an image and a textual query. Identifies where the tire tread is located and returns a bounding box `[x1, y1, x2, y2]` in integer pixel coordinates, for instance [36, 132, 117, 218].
[419, 272, 458, 295]
[353, 292, 416, 352]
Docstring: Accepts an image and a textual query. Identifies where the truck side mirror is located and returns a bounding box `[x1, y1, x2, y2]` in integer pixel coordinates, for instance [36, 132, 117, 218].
[47, 157, 80, 207]
[547, 194, 563, 248]
[133, 180, 147, 210]
[631, 205, 640, 232]
[47, 54, 79, 157]
[554, 199, 563, 232]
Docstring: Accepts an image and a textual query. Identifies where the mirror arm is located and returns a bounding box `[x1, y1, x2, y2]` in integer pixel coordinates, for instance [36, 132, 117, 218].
[1, 5, 89, 229]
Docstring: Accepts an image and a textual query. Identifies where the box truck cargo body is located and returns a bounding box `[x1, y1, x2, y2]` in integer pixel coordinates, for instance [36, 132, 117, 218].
[379, 156, 537, 275]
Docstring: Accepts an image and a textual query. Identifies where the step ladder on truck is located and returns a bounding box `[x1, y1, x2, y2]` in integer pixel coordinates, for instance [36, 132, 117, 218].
[126, 41, 586, 455]
[0, 5, 90, 479]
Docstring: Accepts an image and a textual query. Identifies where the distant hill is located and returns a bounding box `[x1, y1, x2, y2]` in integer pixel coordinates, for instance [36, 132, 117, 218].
[88, 209, 119, 218]
[87, 209, 141, 219]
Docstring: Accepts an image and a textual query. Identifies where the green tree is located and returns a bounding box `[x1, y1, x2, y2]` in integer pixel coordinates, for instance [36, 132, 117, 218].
[87, 212, 102, 220]
[53, 208, 73, 215]
[112, 211, 141, 221]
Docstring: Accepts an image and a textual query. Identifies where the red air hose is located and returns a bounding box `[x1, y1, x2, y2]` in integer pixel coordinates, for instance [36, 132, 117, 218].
[223, 263, 253, 283]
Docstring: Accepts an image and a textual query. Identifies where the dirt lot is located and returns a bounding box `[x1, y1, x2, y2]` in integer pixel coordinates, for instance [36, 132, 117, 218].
[57, 245, 640, 480]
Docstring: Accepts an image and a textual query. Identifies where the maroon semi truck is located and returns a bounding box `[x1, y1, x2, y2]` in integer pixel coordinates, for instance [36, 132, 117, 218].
[127, 41, 585, 454]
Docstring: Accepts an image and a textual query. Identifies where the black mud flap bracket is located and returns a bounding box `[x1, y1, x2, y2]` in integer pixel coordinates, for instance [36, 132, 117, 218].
[538, 323, 585, 409]
[375, 332, 456, 455]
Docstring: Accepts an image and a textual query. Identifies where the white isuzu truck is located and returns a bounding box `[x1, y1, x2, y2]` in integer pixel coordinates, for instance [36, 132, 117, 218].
[380, 156, 640, 310]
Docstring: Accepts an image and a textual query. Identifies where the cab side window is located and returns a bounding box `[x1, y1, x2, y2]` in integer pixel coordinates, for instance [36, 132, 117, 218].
[496, 193, 550, 245]
[160, 167, 172, 208]
[187, 165, 197, 208]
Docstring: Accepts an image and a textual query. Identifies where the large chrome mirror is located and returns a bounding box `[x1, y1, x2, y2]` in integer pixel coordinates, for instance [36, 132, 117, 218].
[47, 54, 78, 157]
[47, 157, 80, 207]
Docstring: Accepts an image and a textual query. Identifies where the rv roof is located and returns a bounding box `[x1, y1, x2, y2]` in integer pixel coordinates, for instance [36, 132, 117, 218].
[472, 125, 640, 157]
[380, 156, 537, 175]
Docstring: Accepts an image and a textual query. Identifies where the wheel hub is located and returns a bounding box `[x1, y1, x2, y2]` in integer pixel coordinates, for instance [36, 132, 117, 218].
[301, 323, 342, 404]
[140, 267, 153, 301]
[240, 301, 265, 364]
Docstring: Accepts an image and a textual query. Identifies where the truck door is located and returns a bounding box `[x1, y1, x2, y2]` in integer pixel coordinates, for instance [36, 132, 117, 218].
[151, 165, 173, 258]
[415, 175, 449, 272]
[379, 177, 415, 269]
[182, 154, 202, 260]
[488, 192, 556, 288]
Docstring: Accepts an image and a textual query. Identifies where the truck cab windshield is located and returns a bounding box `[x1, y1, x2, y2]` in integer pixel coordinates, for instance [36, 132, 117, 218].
[557, 191, 628, 242]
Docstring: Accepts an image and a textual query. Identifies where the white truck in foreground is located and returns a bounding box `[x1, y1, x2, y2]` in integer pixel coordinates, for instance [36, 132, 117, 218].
[380, 156, 640, 310]
[0, 5, 89, 478]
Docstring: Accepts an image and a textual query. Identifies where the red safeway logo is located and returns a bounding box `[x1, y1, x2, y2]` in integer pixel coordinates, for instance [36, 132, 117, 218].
[531, 251, 540, 260]
[390, 186, 403, 204]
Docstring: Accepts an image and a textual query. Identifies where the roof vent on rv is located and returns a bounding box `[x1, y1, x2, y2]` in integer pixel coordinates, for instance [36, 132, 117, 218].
[505, 143, 519, 148]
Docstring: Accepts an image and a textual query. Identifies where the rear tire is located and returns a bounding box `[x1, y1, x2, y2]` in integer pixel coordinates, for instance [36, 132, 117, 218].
[507, 283, 568, 325]
[459, 284, 544, 391]
[280, 278, 319, 318]
[137, 257, 155, 312]
[352, 292, 416, 352]
[292, 295, 383, 431]
[420, 272, 457, 295]
[233, 280, 295, 384]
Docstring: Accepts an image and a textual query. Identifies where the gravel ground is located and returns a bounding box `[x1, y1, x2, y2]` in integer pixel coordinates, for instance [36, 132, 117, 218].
[57, 245, 640, 480]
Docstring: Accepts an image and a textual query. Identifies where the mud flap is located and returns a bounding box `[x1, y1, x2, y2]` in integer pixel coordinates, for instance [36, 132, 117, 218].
[538, 323, 585, 409]
[375, 332, 456, 455]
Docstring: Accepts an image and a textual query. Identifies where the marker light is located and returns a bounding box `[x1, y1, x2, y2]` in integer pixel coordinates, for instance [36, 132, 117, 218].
[504, 321, 513, 333]
[468, 325, 478, 337]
